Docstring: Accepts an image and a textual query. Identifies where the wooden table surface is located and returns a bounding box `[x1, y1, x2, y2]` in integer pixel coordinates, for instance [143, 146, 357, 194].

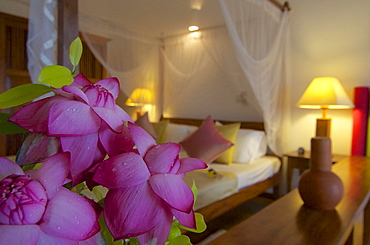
[208, 156, 370, 245]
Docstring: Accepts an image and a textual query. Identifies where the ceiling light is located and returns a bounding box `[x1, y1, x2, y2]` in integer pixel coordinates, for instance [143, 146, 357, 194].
[188, 25, 199, 32]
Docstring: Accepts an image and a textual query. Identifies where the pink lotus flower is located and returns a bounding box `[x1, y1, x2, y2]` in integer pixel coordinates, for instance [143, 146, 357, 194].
[9, 74, 133, 184]
[92, 123, 207, 245]
[0, 153, 102, 244]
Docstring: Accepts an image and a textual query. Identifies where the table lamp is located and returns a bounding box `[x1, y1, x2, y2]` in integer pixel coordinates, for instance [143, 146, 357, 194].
[125, 88, 152, 119]
[296, 77, 354, 138]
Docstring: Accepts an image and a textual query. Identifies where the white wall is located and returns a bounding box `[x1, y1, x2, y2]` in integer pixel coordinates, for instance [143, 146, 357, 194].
[162, 31, 263, 122]
[287, 0, 370, 155]
[1, 0, 369, 155]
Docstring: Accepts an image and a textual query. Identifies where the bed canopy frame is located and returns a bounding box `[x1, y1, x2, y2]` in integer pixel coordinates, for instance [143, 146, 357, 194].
[26, 0, 291, 156]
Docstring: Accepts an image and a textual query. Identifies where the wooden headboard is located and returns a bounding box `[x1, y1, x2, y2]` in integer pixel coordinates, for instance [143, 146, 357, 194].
[161, 117, 265, 131]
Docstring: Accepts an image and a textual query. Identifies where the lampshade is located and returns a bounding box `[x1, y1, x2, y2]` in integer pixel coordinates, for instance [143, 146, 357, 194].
[125, 88, 152, 107]
[296, 77, 354, 110]
[296, 77, 354, 138]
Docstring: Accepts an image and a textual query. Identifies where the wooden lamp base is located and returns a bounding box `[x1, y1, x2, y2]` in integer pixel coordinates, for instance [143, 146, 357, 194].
[316, 118, 331, 138]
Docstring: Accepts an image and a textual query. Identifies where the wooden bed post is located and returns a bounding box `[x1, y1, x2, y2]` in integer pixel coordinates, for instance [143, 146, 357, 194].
[57, 0, 78, 70]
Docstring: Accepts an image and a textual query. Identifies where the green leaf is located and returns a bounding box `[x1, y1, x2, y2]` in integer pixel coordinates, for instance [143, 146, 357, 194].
[71, 182, 87, 194]
[128, 238, 140, 245]
[37, 65, 73, 88]
[21, 162, 43, 171]
[0, 84, 52, 109]
[179, 213, 206, 233]
[69, 37, 83, 68]
[0, 113, 28, 134]
[167, 221, 182, 241]
[166, 235, 192, 245]
[191, 180, 198, 206]
[92, 185, 107, 201]
[21, 164, 37, 171]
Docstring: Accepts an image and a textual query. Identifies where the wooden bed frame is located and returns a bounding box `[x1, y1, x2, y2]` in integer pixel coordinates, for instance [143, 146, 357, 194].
[162, 117, 282, 223]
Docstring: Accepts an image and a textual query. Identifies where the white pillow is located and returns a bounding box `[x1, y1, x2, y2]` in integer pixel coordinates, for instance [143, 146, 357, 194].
[163, 123, 198, 143]
[232, 129, 267, 164]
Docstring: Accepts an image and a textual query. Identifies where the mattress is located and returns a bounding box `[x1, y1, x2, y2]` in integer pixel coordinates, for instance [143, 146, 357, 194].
[182, 155, 281, 210]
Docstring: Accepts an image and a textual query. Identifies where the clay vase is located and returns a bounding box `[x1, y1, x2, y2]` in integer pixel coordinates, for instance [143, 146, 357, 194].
[298, 137, 344, 210]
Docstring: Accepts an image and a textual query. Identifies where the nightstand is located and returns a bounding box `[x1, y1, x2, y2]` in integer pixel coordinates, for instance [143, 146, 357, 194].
[284, 151, 347, 192]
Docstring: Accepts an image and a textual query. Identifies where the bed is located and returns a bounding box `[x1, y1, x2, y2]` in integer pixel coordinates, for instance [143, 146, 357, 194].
[154, 117, 282, 223]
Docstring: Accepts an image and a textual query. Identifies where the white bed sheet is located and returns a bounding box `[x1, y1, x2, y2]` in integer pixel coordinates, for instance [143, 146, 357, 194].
[209, 155, 281, 190]
[183, 155, 281, 210]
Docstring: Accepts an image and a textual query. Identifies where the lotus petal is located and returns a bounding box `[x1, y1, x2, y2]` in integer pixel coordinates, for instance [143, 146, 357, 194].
[27, 152, 70, 199]
[102, 94, 115, 110]
[104, 184, 165, 240]
[0, 156, 24, 179]
[149, 174, 193, 213]
[83, 86, 114, 110]
[48, 100, 101, 136]
[92, 107, 124, 132]
[99, 123, 135, 156]
[0, 225, 40, 245]
[96, 77, 120, 99]
[71, 73, 91, 88]
[144, 143, 181, 174]
[83, 198, 103, 239]
[79, 232, 106, 245]
[168, 158, 181, 175]
[93, 152, 150, 189]
[114, 104, 133, 123]
[171, 208, 196, 229]
[137, 208, 173, 245]
[60, 133, 98, 184]
[9, 96, 62, 133]
[40, 188, 98, 241]
[92, 140, 107, 166]
[61, 85, 89, 104]
[177, 158, 207, 174]
[16, 133, 61, 166]
[38, 229, 79, 245]
[128, 122, 156, 157]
